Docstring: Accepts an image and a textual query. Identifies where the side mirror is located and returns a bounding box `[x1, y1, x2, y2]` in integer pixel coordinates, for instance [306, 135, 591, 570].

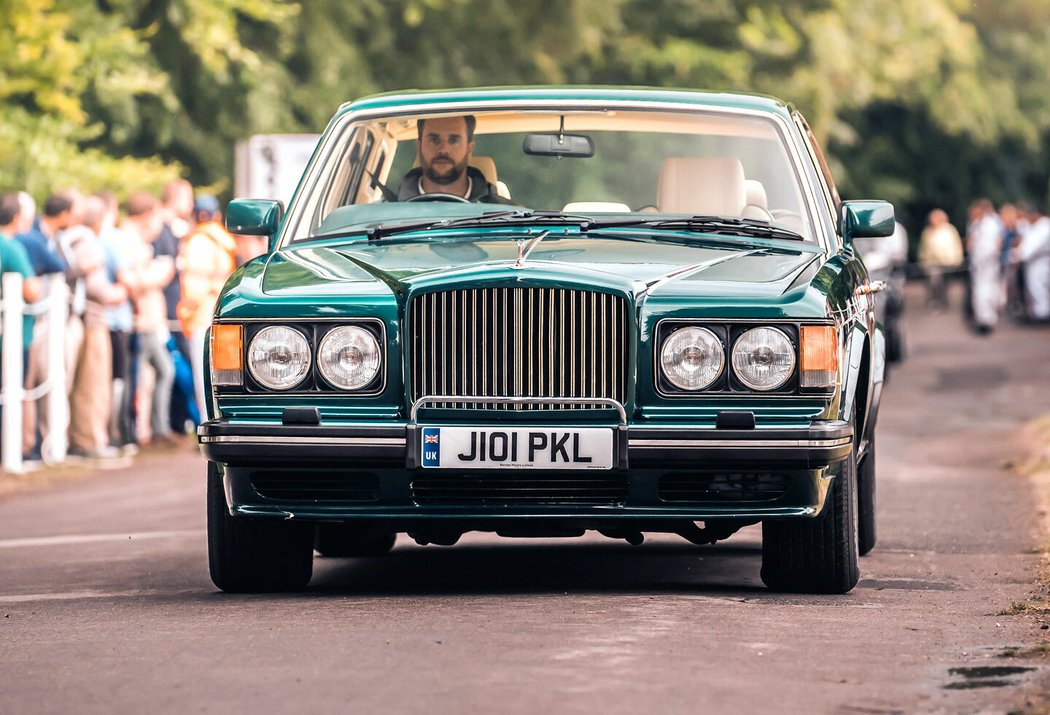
[839, 200, 895, 246]
[226, 199, 284, 252]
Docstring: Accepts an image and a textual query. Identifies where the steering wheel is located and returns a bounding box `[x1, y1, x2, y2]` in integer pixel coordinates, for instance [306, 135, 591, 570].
[405, 193, 471, 203]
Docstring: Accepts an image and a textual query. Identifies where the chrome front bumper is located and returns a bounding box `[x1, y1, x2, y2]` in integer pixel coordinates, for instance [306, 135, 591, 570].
[198, 418, 852, 470]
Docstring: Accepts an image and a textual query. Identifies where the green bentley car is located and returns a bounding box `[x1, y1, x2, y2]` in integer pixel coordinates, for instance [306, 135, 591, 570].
[200, 87, 894, 594]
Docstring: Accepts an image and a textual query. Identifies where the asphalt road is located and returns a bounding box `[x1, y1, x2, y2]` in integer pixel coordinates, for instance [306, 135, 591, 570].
[2, 283, 1050, 714]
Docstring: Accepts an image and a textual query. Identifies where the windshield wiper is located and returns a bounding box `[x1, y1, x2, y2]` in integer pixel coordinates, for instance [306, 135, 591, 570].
[357, 209, 597, 241]
[444, 209, 601, 227]
[360, 209, 534, 241]
[310, 210, 804, 243]
[646, 216, 804, 241]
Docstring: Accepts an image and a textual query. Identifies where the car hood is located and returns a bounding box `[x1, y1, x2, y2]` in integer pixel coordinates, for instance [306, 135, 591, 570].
[261, 233, 823, 300]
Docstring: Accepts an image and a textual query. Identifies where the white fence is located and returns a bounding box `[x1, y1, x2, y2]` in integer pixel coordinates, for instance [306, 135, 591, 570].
[0, 274, 69, 473]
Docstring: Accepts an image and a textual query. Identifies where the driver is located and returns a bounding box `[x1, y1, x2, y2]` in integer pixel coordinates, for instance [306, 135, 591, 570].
[397, 115, 510, 203]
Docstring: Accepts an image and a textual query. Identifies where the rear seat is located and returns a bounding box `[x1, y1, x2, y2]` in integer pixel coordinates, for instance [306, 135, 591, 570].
[657, 157, 746, 216]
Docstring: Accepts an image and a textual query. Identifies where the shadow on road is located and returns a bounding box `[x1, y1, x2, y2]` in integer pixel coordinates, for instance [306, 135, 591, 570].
[289, 538, 774, 597]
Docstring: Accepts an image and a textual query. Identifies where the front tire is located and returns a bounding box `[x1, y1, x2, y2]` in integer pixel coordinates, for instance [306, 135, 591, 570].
[760, 445, 860, 594]
[207, 462, 314, 593]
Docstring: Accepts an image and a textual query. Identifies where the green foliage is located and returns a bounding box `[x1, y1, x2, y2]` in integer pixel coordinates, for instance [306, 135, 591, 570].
[5, 0, 1050, 231]
[0, 0, 177, 197]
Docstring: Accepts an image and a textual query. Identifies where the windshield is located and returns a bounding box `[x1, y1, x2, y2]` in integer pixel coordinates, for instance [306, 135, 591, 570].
[286, 107, 816, 244]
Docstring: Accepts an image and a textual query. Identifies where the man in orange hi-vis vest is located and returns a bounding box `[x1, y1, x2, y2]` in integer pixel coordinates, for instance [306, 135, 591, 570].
[178, 195, 236, 421]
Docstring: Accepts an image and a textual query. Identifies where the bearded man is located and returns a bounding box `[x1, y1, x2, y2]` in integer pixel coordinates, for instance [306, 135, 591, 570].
[397, 115, 509, 203]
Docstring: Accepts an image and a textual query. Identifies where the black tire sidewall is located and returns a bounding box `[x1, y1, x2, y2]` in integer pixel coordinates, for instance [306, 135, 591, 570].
[207, 462, 314, 593]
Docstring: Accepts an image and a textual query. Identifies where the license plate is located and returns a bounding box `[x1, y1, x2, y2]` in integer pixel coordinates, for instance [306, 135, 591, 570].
[420, 427, 614, 470]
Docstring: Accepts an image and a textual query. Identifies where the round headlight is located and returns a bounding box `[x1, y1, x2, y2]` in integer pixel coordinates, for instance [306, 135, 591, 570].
[247, 326, 311, 390]
[732, 327, 795, 391]
[660, 326, 724, 391]
[317, 325, 381, 390]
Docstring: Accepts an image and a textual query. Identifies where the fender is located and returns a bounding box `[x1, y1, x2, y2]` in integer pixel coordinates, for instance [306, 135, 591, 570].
[839, 320, 868, 440]
[864, 322, 887, 451]
[839, 319, 885, 460]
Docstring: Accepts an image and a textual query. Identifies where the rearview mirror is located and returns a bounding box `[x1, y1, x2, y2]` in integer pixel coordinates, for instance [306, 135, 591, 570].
[522, 132, 595, 158]
[839, 200, 894, 246]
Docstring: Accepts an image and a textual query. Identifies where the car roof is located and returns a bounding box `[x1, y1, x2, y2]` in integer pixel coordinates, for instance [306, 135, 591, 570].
[335, 86, 794, 120]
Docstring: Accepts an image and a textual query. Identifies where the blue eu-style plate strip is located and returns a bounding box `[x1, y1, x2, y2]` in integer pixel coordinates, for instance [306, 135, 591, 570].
[421, 427, 441, 467]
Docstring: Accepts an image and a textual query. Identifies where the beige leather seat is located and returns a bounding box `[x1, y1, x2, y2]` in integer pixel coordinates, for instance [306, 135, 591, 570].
[468, 156, 497, 185]
[742, 179, 773, 221]
[470, 156, 511, 199]
[657, 157, 747, 216]
[562, 201, 632, 213]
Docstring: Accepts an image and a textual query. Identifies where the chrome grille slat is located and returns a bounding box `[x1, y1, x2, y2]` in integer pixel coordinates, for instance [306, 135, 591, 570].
[482, 289, 488, 407]
[441, 291, 448, 403]
[502, 288, 509, 399]
[451, 289, 458, 409]
[470, 289, 477, 410]
[412, 288, 628, 411]
[570, 290, 578, 405]
[596, 294, 601, 400]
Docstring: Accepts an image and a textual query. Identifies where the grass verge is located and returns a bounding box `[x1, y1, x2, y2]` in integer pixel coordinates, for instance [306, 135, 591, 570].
[999, 415, 1050, 659]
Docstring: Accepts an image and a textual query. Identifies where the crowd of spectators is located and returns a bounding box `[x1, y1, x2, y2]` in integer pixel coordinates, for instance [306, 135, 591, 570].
[918, 199, 1050, 334]
[0, 181, 264, 467]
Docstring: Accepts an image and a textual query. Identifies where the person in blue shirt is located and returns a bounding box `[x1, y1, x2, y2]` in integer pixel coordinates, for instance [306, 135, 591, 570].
[13, 192, 69, 461]
[14, 192, 69, 278]
[0, 193, 42, 369]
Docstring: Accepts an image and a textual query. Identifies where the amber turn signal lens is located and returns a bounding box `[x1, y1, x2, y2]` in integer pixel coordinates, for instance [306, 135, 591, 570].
[211, 324, 243, 371]
[800, 325, 837, 388]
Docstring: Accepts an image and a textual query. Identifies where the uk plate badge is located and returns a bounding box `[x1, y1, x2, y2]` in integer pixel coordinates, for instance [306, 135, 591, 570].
[421, 428, 441, 467]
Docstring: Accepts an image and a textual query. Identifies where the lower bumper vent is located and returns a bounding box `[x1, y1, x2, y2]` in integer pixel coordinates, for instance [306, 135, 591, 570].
[251, 471, 381, 502]
[658, 473, 790, 503]
[412, 473, 627, 506]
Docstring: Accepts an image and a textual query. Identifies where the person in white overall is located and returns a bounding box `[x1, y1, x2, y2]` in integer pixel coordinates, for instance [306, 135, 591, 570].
[1018, 205, 1050, 322]
[966, 198, 1004, 334]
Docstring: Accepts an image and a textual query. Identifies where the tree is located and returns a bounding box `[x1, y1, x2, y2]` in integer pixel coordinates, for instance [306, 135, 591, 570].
[6, 0, 1050, 225]
[0, 0, 178, 198]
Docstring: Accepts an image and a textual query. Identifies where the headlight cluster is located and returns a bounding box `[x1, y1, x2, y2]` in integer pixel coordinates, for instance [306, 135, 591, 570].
[214, 322, 383, 392]
[658, 323, 836, 394]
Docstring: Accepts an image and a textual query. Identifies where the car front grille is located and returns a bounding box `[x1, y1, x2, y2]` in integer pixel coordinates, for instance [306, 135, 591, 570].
[658, 472, 791, 502]
[411, 287, 629, 411]
[411, 473, 628, 506]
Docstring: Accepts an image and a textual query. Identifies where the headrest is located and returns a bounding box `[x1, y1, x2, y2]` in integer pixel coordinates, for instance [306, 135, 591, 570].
[658, 157, 747, 216]
[469, 156, 498, 186]
[744, 179, 768, 209]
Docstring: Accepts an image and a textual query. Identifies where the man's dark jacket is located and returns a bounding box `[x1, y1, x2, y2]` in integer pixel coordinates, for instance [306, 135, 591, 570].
[397, 167, 511, 204]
